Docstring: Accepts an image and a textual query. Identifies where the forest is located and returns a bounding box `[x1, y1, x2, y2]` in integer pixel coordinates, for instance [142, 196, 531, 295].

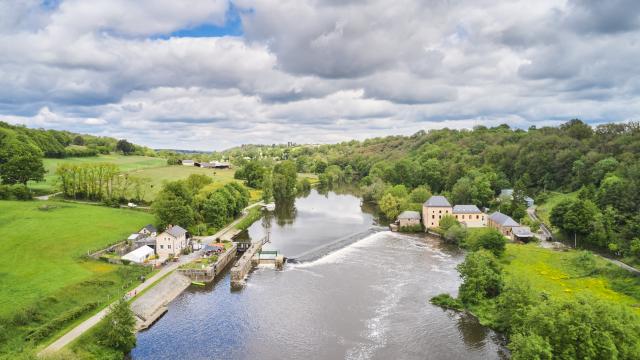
[226, 120, 640, 263]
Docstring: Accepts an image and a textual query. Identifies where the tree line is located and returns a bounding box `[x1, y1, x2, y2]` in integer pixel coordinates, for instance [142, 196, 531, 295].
[234, 159, 305, 204]
[56, 163, 151, 204]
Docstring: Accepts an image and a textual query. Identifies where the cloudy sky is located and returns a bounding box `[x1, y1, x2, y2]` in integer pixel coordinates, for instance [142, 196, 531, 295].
[1, 0, 639, 150]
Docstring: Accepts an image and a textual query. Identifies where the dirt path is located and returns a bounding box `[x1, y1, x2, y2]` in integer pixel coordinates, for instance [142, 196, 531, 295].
[35, 192, 62, 201]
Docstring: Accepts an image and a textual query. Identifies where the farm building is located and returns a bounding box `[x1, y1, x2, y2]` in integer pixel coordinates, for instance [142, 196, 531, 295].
[422, 196, 452, 229]
[181, 159, 195, 166]
[397, 211, 421, 228]
[127, 233, 143, 241]
[452, 205, 486, 228]
[511, 226, 535, 242]
[122, 245, 154, 264]
[488, 211, 521, 237]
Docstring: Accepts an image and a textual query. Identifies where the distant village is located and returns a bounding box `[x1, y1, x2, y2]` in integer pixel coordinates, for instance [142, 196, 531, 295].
[395, 189, 535, 242]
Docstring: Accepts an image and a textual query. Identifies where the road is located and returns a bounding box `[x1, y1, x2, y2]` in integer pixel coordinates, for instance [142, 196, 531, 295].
[527, 206, 552, 241]
[39, 201, 264, 356]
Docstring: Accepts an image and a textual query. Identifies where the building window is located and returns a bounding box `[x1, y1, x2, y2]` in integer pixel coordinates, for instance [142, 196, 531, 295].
[462, 215, 465, 219]
[446, 210, 449, 213]
[431, 222, 434, 226]
[160, 245, 164, 249]
[168, 245, 171, 249]
[476, 215, 479, 219]
[439, 215, 442, 219]
[432, 215, 435, 219]
[439, 210, 442, 214]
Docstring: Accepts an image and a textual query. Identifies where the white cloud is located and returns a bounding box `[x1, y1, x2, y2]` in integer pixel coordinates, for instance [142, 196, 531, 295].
[1, 0, 639, 149]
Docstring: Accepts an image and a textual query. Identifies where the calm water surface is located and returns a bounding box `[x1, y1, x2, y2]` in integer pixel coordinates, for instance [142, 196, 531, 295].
[131, 189, 506, 360]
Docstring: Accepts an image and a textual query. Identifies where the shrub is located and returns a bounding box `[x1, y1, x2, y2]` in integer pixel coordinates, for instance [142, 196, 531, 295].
[439, 214, 458, 231]
[399, 224, 423, 233]
[444, 224, 467, 245]
[430, 293, 463, 311]
[467, 228, 506, 257]
[9, 184, 32, 200]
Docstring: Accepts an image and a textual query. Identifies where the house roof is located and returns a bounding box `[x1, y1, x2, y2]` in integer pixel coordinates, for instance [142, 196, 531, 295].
[127, 233, 142, 240]
[424, 196, 451, 207]
[489, 212, 520, 227]
[204, 244, 224, 252]
[135, 236, 156, 244]
[500, 189, 534, 203]
[512, 226, 534, 237]
[453, 205, 481, 214]
[166, 225, 187, 238]
[182, 159, 194, 163]
[398, 211, 421, 220]
[142, 224, 157, 233]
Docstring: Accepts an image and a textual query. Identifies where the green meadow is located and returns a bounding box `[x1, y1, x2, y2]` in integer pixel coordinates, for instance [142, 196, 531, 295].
[0, 200, 155, 357]
[502, 244, 640, 312]
[132, 166, 236, 201]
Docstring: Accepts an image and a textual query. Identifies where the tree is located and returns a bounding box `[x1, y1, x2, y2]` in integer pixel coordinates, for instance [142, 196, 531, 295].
[72, 135, 85, 146]
[241, 161, 266, 188]
[457, 249, 503, 305]
[379, 193, 402, 220]
[439, 214, 458, 231]
[272, 160, 297, 202]
[509, 333, 553, 360]
[152, 191, 195, 229]
[116, 139, 135, 155]
[550, 199, 599, 248]
[0, 152, 45, 185]
[409, 185, 432, 204]
[469, 228, 506, 257]
[99, 299, 136, 353]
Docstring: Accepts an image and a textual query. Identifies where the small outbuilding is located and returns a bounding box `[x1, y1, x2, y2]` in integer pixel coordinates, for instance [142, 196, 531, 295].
[122, 245, 154, 264]
[139, 224, 158, 237]
[181, 159, 195, 166]
[127, 233, 143, 241]
[511, 226, 535, 242]
[397, 211, 422, 228]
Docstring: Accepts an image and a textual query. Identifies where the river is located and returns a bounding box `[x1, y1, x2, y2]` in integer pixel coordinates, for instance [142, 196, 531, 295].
[131, 189, 506, 360]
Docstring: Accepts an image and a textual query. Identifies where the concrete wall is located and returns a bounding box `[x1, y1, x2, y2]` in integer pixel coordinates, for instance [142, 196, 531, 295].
[230, 241, 262, 287]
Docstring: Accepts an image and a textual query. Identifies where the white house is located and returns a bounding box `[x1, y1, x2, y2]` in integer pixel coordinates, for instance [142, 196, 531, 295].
[156, 225, 188, 258]
[122, 245, 154, 264]
[181, 159, 195, 166]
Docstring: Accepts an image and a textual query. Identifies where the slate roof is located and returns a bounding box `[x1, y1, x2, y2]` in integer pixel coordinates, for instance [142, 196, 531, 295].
[424, 196, 452, 207]
[489, 212, 520, 227]
[512, 226, 534, 237]
[398, 211, 421, 220]
[166, 225, 188, 238]
[452, 205, 481, 214]
[142, 224, 157, 233]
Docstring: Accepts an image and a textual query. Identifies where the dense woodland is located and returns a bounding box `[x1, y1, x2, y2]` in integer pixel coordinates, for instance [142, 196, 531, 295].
[229, 120, 640, 262]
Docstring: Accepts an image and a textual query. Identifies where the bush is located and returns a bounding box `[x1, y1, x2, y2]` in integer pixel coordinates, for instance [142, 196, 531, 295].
[439, 214, 458, 231]
[467, 228, 506, 257]
[0, 184, 33, 200]
[430, 293, 463, 311]
[399, 224, 423, 233]
[444, 224, 467, 245]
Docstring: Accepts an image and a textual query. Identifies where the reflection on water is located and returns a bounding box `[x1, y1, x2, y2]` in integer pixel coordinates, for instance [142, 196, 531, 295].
[131, 189, 505, 360]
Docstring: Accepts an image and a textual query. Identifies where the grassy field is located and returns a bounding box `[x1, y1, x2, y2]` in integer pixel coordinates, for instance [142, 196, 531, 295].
[30, 155, 166, 194]
[502, 244, 640, 312]
[131, 166, 236, 201]
[535, 191, 578, 227]
[0, 201, 154, 317]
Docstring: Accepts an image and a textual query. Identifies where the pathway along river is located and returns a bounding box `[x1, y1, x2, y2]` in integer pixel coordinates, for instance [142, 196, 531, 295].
[131, 189, 506, 360]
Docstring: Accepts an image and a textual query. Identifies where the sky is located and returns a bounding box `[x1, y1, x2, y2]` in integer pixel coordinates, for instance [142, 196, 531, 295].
[1, 0, 639, 151]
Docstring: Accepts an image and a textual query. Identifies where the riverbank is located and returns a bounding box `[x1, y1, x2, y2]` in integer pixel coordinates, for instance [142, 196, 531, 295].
[432, 242, 640, 358]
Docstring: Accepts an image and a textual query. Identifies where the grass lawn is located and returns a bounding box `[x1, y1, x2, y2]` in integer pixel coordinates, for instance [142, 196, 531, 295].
[0, 200, 154, 317]
[535, 191, 578, 227]
[132, 166, 236, 201]
[29, 155, 166, 194]
[502, 244, 640, 312]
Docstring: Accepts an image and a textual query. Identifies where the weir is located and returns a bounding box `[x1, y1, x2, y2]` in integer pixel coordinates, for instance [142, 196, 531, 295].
[230, 241, 263, 287]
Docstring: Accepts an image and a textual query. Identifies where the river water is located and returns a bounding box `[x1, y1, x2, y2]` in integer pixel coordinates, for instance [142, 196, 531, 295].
[131, 189, 506, 360]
